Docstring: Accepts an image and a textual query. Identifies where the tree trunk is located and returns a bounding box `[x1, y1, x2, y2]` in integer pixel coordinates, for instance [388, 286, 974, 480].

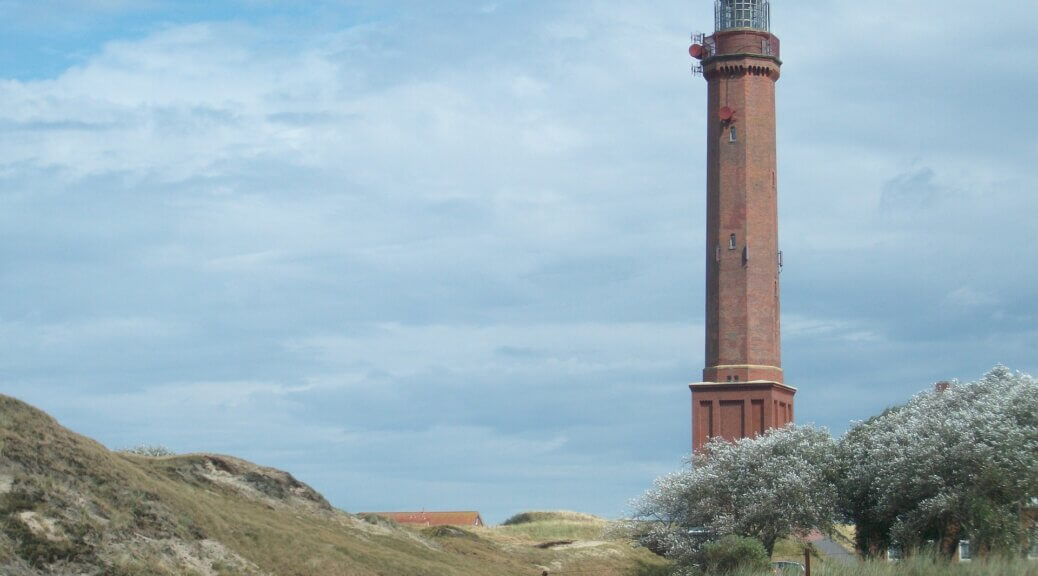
[764, 536, 776, 558]
[939, 520, 962, 559]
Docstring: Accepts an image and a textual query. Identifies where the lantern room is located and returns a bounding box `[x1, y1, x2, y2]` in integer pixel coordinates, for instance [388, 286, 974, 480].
[715, 0, 770, 32]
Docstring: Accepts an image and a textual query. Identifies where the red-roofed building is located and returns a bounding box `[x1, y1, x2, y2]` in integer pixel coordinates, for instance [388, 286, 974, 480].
[365, 511, 485, 528]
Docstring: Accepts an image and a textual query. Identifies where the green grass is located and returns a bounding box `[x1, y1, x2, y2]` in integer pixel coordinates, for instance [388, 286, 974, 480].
[716, 556, 1038, 576]
[498, 510, 610, 542]
[503, 510, 604, 525]
[814, 556, 1038, 576]
[771, 538, 810, 563]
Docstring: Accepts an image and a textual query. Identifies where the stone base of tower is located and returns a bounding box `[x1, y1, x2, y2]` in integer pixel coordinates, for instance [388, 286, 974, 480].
[689, 381, 796, 453]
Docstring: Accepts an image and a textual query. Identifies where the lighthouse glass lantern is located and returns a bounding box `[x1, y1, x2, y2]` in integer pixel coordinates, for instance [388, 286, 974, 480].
[715, 0, 770, 32]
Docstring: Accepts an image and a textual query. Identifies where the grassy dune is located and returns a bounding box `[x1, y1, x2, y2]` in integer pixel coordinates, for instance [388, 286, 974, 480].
[0, 394, 670, 576]
[499, 510, 611, 541]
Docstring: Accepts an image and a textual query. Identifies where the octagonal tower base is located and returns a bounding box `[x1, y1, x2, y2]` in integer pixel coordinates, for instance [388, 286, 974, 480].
[689, 381, 796, 453]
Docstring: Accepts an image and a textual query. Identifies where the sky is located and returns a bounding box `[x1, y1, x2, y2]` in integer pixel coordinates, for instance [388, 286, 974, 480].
[1, 0, 1036, 524]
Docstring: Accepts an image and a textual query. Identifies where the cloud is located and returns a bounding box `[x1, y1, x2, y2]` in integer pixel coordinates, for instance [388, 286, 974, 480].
[943, 286, 999, 311]
[1, 0, 1037, 523]
[880, 167, 940, 214]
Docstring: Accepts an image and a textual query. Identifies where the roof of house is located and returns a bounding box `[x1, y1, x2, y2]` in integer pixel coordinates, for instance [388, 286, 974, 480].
[364, 511, 485, 527]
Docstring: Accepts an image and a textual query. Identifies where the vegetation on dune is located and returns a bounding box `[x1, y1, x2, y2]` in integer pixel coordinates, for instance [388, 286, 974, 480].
[118, 445, 177, 458]
[500, 510, 610, 542]
[0, 394, 670, 576]
[814, 556, 1038, 576]
[504, 510, 604, 525]
[700, 556, 1038, 576]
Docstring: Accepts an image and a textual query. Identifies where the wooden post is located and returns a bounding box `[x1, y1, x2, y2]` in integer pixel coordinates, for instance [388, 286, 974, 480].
[804, 547, 811, 576]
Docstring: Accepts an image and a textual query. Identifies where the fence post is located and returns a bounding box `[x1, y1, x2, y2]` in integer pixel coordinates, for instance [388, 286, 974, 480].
[804, 547, 811, 576]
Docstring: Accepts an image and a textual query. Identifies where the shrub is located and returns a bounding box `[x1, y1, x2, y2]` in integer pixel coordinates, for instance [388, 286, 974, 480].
[358, 513, 399, 528]
[632, 425, 838, 559]
[702, 535, 769, 575]
[423, 525, 480, 540]
[839, 366, 1038, 558]
[120, 445, 176, 457]
[502, 511, 599, 525]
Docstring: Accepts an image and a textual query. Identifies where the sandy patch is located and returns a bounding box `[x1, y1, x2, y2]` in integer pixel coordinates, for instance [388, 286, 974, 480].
[16, 511, 64, 542]
[119, 536, 270, 576]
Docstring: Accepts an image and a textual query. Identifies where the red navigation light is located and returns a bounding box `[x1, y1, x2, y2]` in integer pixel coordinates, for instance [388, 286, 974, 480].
[719, 107, 735, 121]
[689, 44, 705, 59]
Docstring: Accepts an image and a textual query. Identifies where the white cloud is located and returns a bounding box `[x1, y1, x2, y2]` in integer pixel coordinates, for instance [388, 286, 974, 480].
[0, 315, 185, 349]
[286, 321, 699, 378]
[943, 286, 999, 311]
[2, 0, 1037, 523]
[784, 314, 881, 344]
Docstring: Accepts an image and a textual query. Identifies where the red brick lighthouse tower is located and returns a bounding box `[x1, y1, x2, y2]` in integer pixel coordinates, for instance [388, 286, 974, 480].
[689, 0, 795, 452]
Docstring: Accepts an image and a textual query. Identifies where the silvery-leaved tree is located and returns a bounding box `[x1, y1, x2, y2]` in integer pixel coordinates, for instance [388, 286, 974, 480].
[632, 425, 839, 564]
[838, 366, 1038, 559]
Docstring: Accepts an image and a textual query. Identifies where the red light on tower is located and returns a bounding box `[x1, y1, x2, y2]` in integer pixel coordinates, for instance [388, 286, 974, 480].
[689, 44, 705, 59]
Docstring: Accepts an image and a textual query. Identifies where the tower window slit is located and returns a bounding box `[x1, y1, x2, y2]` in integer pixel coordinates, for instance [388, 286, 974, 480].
[729, 126, 737, 142]
[729, 234, 737, 250]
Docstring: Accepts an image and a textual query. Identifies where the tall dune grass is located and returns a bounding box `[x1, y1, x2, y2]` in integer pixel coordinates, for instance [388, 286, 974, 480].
[714, 556, 1038, 572]
[724, 556, 1038, 576]
[815, 556, 1038, 576]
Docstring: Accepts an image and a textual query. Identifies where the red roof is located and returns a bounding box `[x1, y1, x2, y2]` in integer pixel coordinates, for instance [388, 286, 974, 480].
[366, 511, 485, 527]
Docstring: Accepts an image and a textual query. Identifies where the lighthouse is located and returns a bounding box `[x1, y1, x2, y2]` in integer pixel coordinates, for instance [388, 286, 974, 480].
[689, 0, 795, 452]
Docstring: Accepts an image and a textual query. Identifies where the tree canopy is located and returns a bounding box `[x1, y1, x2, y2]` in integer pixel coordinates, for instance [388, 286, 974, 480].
[839, 366, 1038, 557]
[632, 425, 839, 562]
[634, 366, 1038, 567]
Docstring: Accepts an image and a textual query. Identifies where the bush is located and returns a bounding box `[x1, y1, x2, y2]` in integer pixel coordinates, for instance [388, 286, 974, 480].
[838, 366, 1038, 558]
[358, 513, 399, 528]
[702, 535, 769, 575]
[502, 510, 599, 525]
[422, 525, 480, 540]
[632, 425, 838, 559]
[120, 445, 175, 457]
